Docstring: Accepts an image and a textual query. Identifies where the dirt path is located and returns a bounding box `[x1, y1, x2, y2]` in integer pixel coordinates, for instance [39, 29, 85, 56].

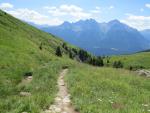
[44, 69, 79, 113]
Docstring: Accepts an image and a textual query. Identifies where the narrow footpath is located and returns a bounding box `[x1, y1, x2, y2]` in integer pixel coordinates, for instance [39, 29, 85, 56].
[44, 69, 79, 113]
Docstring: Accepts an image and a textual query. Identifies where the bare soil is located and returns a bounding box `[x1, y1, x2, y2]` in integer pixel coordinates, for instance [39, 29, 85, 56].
[44, 69, 79, 113]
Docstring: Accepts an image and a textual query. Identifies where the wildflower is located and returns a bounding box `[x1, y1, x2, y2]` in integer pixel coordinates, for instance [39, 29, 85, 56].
[98, 99, 102, 101]
[108, 100, 113, 103]
[142, 104, 148, 107]
[110, 101, 114, 104]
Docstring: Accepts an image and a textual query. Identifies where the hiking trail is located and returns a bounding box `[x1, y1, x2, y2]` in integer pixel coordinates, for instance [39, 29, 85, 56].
[44, 69, 79, 113]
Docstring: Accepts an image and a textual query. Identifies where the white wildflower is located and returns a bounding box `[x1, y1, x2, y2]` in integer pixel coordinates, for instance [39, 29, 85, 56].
[98, 99, 102, 101]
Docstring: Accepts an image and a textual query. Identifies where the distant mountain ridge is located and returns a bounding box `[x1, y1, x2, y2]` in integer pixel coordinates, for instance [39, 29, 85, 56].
[41, 19, 150, 55]
[141, 29, 150, 41]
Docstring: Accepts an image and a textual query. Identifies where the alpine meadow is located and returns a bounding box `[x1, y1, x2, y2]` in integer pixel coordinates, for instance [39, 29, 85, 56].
[0, 0, 150, 113]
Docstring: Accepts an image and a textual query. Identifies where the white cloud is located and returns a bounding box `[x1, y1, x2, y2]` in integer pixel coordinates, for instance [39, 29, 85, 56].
[96, 6, 100, 10]
[90, 7, 101, 14]
[44, 5, 91, 20]
[0, 3, 13, 10]
[109, 5, 114, 9]
[145, 4, 150, 8]
[7, 8, 63, 25]
[0, 3, 117, 26]
[90, 10, 101, 14]
[121, 14, 150, 30]
[44, 6, 57, 10]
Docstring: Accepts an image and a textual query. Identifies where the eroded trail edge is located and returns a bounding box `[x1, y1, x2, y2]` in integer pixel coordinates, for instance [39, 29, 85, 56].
[44, 69, 79, 113]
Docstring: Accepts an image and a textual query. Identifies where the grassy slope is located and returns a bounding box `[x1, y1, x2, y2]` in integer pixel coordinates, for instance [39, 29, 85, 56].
[0, 9, 150, 113]
[66, 64, 150, 113]
[107, 52, 150, 69]
[0, 10, 75, 113]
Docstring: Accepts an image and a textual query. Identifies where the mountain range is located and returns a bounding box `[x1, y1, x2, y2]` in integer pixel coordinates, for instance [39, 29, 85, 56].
[40, 19, 150, 55]
[141, 29, 150, 41]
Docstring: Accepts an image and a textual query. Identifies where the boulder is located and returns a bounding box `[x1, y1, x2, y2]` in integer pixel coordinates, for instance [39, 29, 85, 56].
[136, 69, 150, 77]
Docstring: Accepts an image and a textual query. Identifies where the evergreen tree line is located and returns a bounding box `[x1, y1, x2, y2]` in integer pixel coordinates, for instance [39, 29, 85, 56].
[55, 43, 124, 68]
[55, 43, 104, 67]
[112, 60, 123, 68]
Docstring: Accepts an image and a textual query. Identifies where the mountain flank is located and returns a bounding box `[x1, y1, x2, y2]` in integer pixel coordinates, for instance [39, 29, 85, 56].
[41, 19, 150, 55]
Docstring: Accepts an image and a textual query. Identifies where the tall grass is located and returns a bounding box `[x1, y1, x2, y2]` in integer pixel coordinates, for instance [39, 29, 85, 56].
[0, 10, 75, 113]
[66, 64, 150, 113]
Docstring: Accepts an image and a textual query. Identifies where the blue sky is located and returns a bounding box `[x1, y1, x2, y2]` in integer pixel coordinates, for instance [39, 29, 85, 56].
[0, 0, 150, 30]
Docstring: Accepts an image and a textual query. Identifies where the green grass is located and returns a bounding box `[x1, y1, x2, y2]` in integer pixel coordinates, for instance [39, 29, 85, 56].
[66, 64, 150, 113]
[0, 10, 76, 113]
[0, 59, 75, 113]
[1, 9, 150, 113]
[107, 52, 150, 69]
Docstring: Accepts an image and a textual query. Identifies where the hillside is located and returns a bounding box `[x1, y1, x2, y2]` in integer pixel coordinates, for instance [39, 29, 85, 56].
[108, 52, 150, 69]
[0, 9, 77, 113]
[0, 9, 150, 113]
[41, 19, 150, 55]
[0, 9, 102, 113]
[66, 65, 150, 113]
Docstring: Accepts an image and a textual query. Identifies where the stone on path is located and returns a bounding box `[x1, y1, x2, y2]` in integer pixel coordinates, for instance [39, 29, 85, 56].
[43, 69, 79, 113]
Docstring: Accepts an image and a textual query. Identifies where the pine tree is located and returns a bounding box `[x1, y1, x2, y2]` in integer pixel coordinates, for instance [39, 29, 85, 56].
[113, 60, 123, 68]
[72, 48, 78, 55]
[62, 43, 68, 51]
[107, 59, 110, 64]
[79, 49, 88, 62]
[39, 43, 42, 50]
[56, 46, 62, 57]
[96, 57, 104, 66]
[69, 51, 74, 59]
